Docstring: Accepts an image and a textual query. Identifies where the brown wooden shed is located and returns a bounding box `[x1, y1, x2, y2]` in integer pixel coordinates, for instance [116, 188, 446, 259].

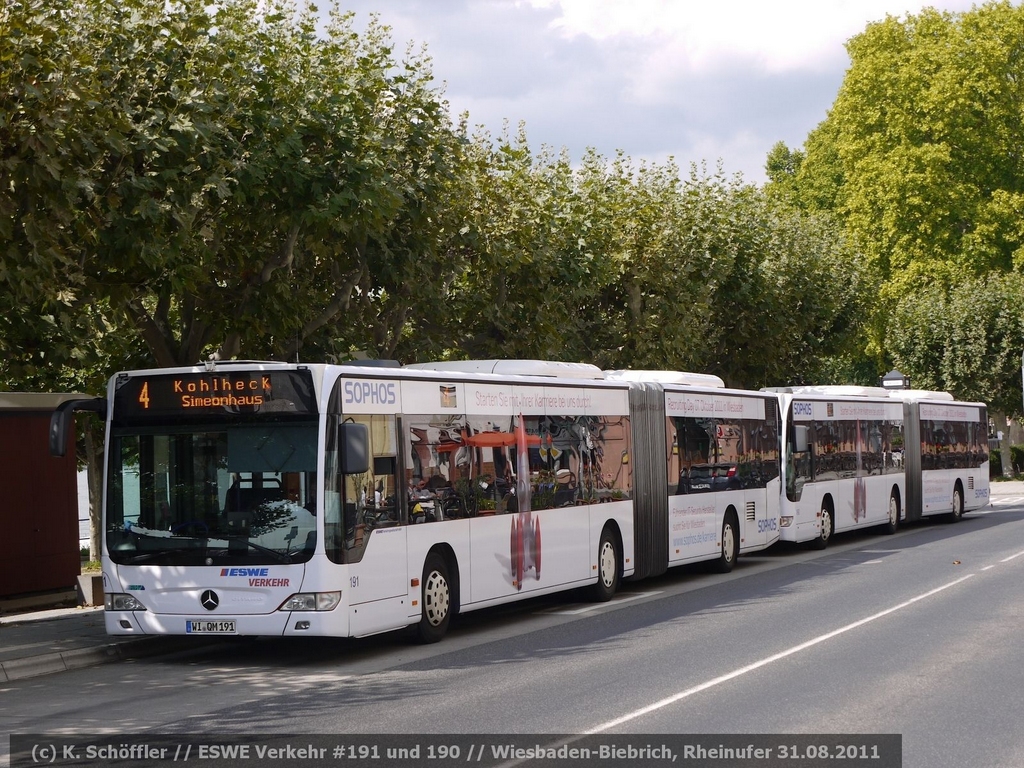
[0, 392, 86, 598]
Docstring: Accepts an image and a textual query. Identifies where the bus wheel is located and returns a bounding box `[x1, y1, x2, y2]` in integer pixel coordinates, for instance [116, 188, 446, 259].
[947, 484, 964, 523]
[590, 528, 619, 602]
[416, 553, 452, 644]
[883, 491, 900, 535]
[714, 514, 738, 573]
[810, 503, 832, 550]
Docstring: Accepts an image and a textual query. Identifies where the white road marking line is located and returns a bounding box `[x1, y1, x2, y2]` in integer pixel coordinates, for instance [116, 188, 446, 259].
[1000, 550, 1024, 563]
[585, 574, 975, 734]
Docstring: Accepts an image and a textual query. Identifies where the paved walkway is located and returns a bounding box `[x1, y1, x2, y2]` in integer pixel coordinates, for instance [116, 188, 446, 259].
[0, 605, 208, 682]
[2, 480, 1022, 681]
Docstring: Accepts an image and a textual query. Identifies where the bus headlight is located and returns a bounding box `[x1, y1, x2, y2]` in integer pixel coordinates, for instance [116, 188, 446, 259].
[779, 516, 793, 528]
[105, 593, 147, 611]
[278, 592, 342, 612]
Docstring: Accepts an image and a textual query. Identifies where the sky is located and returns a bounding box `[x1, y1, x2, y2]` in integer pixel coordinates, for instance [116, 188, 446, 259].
[339, 0, 982, 184]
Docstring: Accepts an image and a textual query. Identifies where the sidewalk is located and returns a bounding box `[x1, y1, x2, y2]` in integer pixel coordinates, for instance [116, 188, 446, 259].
[2, 480, 1021, 682]
[0, 605, 207, 682]
[990, 479, 1024, 495]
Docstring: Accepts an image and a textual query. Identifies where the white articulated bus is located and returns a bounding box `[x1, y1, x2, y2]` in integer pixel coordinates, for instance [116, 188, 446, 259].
[770, 385, 991, 548]
[50, 359, 781, 642]
[770, 386, 907, 548]
[888, 390, 990, 522]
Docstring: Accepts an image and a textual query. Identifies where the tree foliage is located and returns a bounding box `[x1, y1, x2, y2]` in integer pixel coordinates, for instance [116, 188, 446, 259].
[776, 1, 1024, 407]
[1, 0, 462, 372]
[1, 0, 870, 400]
[797, 2, 1024, 292]
[888, 273, 1024, 415]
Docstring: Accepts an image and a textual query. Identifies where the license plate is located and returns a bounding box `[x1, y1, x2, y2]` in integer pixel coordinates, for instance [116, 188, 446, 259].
[186, 620, 236, 634]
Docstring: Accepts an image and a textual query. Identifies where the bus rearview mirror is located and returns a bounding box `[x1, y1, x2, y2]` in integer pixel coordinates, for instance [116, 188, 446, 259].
[793, 425, 810, 453]
[49, 397, 107, 457]
[339, 422, 370, 475]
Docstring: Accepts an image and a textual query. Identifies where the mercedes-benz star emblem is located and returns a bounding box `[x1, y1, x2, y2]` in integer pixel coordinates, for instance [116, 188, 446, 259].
[200, 590, 219, 611]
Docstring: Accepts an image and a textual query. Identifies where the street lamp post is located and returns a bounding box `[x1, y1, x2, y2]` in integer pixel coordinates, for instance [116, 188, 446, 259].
[881, 369, 910, 391]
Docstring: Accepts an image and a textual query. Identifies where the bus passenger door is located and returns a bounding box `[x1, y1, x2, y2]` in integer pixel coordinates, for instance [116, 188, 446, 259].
[348, 527, 408, 604]
[330, 413, 409, 634]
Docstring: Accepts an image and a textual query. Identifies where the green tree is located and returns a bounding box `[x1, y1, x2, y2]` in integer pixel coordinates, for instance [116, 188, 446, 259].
[1, 0, 463, 371]
[795, 2, 1024, 295]
[780, 1, 1024, 401]
[887, 272, 1024, 474]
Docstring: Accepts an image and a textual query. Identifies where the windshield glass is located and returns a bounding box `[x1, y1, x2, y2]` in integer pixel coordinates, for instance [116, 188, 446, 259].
[106, 422, 319, 566]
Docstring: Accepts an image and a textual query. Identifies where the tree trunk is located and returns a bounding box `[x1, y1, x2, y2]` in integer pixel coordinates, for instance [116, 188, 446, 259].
[993, 409, 1014, 477]
[1010, 417, 1024, 453]
[84, 417, 103, 561]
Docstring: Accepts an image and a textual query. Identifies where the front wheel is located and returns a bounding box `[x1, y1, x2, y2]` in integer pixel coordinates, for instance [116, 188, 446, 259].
[590, 528, 619, 602]
[712, 515, 738, 573]
[416, 553, 452, 643]
[810, 503, 832, 550]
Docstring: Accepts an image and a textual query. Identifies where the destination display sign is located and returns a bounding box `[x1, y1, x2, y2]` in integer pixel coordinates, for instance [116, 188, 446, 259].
[112, 369, 318, 423]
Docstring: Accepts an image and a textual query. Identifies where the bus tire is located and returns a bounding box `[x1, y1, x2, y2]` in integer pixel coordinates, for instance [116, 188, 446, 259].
[590, 527, 619, 602]
[416, 552, 452, 644]
[810, 501, 832, 550]
[883, 490, 900, 535]
[713, 512, 738, 573]
[946, 483, 964, 523]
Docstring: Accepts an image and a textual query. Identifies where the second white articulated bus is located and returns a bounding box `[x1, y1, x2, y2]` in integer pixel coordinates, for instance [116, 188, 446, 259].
[770, 385, 989, 548]
[51, 359, 781, 643]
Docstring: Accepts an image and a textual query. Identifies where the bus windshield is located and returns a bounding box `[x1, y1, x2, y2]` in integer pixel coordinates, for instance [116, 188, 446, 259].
[105, 422, 319, 566]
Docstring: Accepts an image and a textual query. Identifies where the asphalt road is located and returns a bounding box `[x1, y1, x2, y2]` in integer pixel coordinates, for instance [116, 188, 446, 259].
[4, 497, 1024, 768]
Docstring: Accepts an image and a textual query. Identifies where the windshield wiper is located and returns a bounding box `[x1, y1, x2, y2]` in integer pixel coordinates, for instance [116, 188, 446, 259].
[217, 536, 297, 564]
[124, 551, 174, 565]
[120, 535, 303, 565]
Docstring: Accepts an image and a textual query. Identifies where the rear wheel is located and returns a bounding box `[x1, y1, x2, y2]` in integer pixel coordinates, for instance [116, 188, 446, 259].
[883, 491, 900, 534]
[810, 502, 832, 550]
[591, 528, 619, 602]
[947, 484, 964, 523]
[416, 553, 452, 644]
[713, 514, 738, 573]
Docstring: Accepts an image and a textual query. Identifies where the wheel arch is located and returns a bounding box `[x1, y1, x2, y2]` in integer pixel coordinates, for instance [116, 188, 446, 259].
[821, 493, 836, 516]
[425, 543, 461, 617]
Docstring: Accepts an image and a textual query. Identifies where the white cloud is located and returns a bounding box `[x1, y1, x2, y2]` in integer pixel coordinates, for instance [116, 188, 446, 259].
[534, 0, 963, 71]
[341, 0, 991, 182]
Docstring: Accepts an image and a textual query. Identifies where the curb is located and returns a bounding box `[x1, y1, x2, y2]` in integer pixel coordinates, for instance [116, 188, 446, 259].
[0, 636, 218, 683]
